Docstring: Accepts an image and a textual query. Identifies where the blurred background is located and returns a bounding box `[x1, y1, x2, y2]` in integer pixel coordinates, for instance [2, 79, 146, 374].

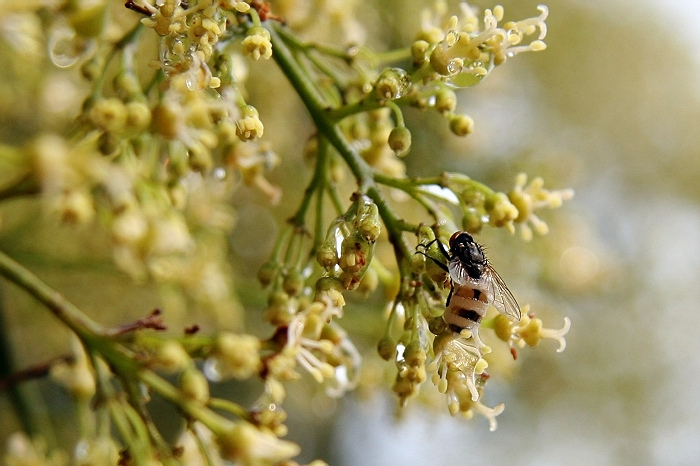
[1, 0, 699, 464]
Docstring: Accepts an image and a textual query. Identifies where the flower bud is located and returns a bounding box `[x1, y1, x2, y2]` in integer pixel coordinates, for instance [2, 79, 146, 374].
[377, 336, 397, 361]
[388, 126, 412, 157]
[316, 243, 338, 268]
[152, 101, 181, 139]
[282, 269, 305, 297]
[125, 101, 152, 132]
[356, 203, 381, 242]
[315, 276, 344, 294]
[215, 332, 262, 379]
[264, 291, 296, 326]
[114, 71, 143, 99]
[411, 40, 430, 66]
[179, 368, 210, 404]
[217, 422, 300, 465]
[156, 341, 190, 373]
[434, 89, 457, 114]
[410, 252, 426, 274]
[257, 260, 280, 287]
[462, 209, 484, 233]
[69, 3, 107, 38]
[89, 98, 127, 134]
[404, 341, 426, 367]
[375, 67, 410, 100]
[449, 114, 475, 136]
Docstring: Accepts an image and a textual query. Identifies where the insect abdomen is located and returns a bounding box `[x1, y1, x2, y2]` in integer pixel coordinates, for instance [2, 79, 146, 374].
[444, 285, 490, 333]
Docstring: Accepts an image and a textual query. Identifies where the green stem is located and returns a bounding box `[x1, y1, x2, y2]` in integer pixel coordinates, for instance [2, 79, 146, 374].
[137, 369, 231, 435]
[92, 22, 144, 98]
[0, 250, 104, 339]
[269, 24, 414, 281]
[0, 284, 56, 442]
[190, 421, 216, 466]
[208, 397, 251, 421]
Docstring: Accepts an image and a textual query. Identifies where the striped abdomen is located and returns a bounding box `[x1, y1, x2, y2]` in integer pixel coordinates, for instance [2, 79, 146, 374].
[444, 282, 490, 334]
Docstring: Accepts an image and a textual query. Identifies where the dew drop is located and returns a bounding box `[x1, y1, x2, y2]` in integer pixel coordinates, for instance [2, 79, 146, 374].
[446, 59, 463, 75]
[48, 27, 83, 68]
[213, 167, 226, 180]
[203, 358, 223, 382]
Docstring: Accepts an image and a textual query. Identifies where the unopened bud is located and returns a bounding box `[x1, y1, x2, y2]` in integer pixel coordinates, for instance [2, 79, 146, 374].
[375, 68, 410, 100]
[388, 126, 412, 157]
[449, 114, 475, 137]
[180, 368, 209, 404]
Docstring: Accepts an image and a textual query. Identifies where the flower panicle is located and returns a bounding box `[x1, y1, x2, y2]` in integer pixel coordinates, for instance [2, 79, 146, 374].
[414, 3, 549, 87]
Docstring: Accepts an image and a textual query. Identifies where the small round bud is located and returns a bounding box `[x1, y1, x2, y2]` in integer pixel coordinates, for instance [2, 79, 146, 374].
[217, 422, 300, 464]
[215, 332, 261, 380]
[282, 269, 305, 296]
[375, 67, 410, 100]
[188, 144, 213, 172]
[315, 276, 344, 294]
[388, 126, 412, 157]
[69, 3, 107, 38]
[357, 204, 381, 242]
[434, 89, 457, 114]
[404, 341, 426, 367]
[410, 252, 426, 273]
[449, 114, 475, 136]
[257, 260, 280, 287]
[125, 101, 152, 132]
[152, 102, 181, 139]
[156, 341, 190, 373]
[263, 291, 295, 326]
[377, 336, 397, 361]
[179, 368, 210, 404]
[411, 40, 430, 66]
[89, 98, 127, 134]
[462, 209, 484, 234]
[316, 243, 338, 268]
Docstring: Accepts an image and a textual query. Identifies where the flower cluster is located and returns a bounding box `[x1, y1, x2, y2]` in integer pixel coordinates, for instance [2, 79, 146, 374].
[0, 0, 580, 463]
[384, 227, 572, 430]
[439, 172, 574, 239]
[317, 193, 382, 290]
[415, 3, 549, 87]
[261, 277, 362, 398]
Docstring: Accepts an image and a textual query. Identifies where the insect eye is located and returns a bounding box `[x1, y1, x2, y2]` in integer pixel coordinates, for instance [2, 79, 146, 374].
[448, 231, 462, 247]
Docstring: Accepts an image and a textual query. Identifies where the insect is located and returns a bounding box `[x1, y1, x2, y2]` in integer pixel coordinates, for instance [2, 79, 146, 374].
[420, 231, 521, 335]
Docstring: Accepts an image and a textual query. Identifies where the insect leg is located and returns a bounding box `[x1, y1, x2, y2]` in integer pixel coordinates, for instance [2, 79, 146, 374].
[415, 250, 449, 273]
[446, 283, 454, 307]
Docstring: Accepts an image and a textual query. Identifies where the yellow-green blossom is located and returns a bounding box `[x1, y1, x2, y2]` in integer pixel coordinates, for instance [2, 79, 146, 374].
[493, 304, 571, 352]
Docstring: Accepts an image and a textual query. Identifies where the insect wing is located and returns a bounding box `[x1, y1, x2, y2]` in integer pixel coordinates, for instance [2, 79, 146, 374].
[486, 266, 521, 322]
[448, 257, 471, 285]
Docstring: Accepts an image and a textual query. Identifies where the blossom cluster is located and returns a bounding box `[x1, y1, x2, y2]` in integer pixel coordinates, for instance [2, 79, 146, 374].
[393, 231, 573, 430]
[0, 0, 578, 464]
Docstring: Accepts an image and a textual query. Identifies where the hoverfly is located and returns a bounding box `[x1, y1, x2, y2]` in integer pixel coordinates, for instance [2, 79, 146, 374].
[421, 231, 521, 335]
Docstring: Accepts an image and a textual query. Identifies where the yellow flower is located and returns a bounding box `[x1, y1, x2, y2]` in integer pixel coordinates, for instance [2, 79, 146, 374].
[508, 172, 575, 241]
[493, 304, 571, 352]
[242, 26, 273, 60]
